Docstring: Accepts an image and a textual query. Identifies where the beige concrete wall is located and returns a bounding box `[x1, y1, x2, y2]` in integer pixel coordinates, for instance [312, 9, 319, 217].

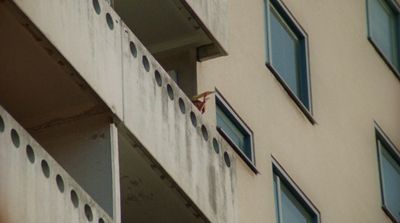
[197, 0, 400, 223]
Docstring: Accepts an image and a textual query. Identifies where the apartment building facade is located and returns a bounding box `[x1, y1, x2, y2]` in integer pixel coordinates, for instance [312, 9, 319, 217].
[0, 0, 399, 222]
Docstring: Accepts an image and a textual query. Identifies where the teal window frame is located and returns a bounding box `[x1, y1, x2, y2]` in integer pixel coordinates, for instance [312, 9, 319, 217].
[272, 159, 320, 223]
[366, 0, 400, 78]
[215, 92, 256, 172]
[375, 124, 400, 223]
[264, 0, 314, 124]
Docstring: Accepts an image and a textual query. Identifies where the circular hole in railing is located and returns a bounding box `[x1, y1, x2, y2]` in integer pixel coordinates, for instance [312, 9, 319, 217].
[92, 0, 101, 14]
[142, 56, 150, 72]
[70, 190, 79, 208]
[130, 41, 137, 58]
[11, 129, 20, 148]
[178, 98, 185, 114]
[98, 218, 105, 223]
[56, 174, 65, 193]
[190, 112, 197, 127]
[0, 115, 4, 132]
[224, 152, 231, 167]
[85, 204, 93, 222]
[167, 84, 174, 100]
[26, 145, 35, 163]
[106, 13, 114, 30]
[201, 125, 209, 141]
[154, 70, 162, 86]
[41, 160, 50, 178]
[212, 138, 220, 154]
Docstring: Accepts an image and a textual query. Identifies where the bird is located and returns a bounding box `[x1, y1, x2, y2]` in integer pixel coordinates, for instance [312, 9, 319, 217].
[192, 91, 215, 114]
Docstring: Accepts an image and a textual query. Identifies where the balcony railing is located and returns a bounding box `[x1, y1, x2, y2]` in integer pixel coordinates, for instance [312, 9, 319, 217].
[6, 0, 237, 222]
[0, 105, 113, 223]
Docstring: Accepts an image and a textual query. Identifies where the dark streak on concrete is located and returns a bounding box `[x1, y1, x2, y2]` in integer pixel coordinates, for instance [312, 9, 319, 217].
[122, 175, 156, 205]
[208, 165, 217, 214]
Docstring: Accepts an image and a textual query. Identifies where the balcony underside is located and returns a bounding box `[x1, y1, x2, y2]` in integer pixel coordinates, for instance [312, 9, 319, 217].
[114, 0, 227, 61]
[119, 130, 205, 223]
[1, 0, 237, 222]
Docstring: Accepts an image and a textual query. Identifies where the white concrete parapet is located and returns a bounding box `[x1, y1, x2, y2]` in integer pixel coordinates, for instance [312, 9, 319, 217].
[0, 105, 113, 223]
[9, 0, 237, 221]
[121, 23, 237, 223]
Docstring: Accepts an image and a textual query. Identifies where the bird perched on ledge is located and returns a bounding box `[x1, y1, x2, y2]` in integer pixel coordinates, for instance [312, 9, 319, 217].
[192, 91, 215, 114]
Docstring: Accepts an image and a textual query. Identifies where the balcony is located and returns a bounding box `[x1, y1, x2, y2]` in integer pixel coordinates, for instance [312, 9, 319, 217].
[112, 0, 228, 61]
[0, 105, 113, 223]
[0, 0, 236, 222]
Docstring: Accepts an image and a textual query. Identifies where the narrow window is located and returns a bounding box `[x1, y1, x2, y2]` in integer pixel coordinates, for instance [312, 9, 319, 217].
[273, 161, 320, 223]
[367, 0, 400, 76]
[265, 0, 312, 118]
[215, 92, 255, 171]
[376, 128, 400, 222]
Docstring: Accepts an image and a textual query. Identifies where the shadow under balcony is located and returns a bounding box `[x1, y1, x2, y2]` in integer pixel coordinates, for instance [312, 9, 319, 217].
[112, 0, 228, 61]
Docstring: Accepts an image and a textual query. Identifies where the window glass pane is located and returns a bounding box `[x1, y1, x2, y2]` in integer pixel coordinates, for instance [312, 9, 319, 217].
[216, 105, 251, 158]
[379, 141, 400, 221]
[274, 175, 281, 223]
[280, 182, 312, 223]
[270, 5, 300, 95]
[370, 0, 398, 68]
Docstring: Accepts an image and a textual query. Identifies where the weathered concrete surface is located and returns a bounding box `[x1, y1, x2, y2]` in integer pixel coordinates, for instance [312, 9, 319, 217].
[7, 0, 237, 222]
[11, 0, 124, 118]
[119, 131, 205, 223]
[32, 115, 115, 218]
[182, 0, 228, 55]
[0, 105, 113, 223]
[121, 23, 237, 223]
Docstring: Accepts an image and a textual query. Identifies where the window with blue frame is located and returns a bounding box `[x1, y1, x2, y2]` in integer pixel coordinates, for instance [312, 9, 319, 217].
[367, 0, 400, 76]
[215, 93, 254, 167]
[376, 130, 400, 222]
[265, 0, 312, 114]
[273, 162, 320, 223]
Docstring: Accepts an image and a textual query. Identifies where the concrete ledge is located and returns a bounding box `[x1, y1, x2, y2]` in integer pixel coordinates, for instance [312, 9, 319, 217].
[0, 105, 113, 223]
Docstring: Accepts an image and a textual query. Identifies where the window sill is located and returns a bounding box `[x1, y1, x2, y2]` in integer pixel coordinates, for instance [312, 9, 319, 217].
[382, 206, 399, 223]
[265, 63, 317, 125]
[368, 37, 400, 82]
[217, 128, 259, 174]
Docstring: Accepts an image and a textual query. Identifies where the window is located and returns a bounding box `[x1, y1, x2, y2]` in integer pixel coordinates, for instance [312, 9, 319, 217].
[265, 0, 312, 119]
[367, 0, 400, 76]
[376, 128, 400, 222]
[215, 92, 255, 171]
[273, 161, 320, 223]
